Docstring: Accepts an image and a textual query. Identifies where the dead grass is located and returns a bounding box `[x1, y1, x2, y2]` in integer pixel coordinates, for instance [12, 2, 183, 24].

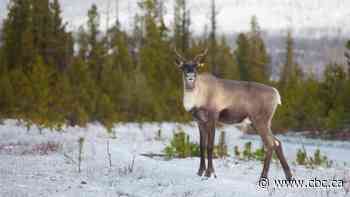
[0, 141, 61, 155]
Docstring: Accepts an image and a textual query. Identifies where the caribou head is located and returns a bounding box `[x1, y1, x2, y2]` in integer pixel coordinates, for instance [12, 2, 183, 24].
[174, 48, 208, 90]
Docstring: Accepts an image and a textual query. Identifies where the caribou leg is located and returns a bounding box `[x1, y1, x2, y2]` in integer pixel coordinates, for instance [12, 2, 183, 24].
[197, 122, 207, 176]
[274, 137, 293, 180]
[205, 118, 216, 178]
[255, 123, 275, 179]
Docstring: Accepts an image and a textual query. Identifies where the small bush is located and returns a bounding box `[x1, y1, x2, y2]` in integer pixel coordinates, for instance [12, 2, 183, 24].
[235, 142, 275, 162]
[254, 146, 265, 161]
[234, 145, 240, 158]
[216, 131, 229, 158]
[296, 148, 307, 165]
[295, 147, 332, 168]
[243, 142, 254, 160]
[163, 129, 227, 159]
[163, 129, 199, 159]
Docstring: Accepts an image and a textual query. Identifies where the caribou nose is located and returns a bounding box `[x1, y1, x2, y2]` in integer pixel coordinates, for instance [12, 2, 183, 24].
[187, 74, 195, 81]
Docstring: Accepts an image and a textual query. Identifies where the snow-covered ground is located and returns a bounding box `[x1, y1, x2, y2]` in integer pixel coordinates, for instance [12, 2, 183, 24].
[0, 119, 349, 197]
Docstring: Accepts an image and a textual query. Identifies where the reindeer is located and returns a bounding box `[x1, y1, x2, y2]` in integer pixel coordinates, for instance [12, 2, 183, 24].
[174, 49, 292, 180]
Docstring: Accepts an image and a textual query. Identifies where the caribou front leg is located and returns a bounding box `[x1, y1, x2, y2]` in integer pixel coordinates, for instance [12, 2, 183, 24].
[192, 108, 209, 176]
[197, 122, 207, 176]
[205, 118, 216, 178]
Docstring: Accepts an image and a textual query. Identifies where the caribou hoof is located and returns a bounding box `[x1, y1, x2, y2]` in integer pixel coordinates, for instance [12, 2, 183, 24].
[204, 169, 216, 178]
[197, 168, 206, 176]
[286, 174, 293, 181]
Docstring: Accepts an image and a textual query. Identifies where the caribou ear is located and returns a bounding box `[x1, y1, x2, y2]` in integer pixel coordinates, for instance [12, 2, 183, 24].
[175, 59, 183, 68]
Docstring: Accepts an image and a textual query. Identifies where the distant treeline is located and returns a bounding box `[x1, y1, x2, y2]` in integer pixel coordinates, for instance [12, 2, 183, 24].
[0, 0, 349, 135]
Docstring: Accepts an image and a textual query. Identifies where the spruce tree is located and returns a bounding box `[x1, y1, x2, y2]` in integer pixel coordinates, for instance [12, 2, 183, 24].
[138, 0, 177, 120]
[50, 0, 73, 70]
[174, 0, 190, 54]
[86, 4, 106, 81]
[2, 0, 36, 70]
[280, 30, 295, 88]
[235, 33, 250, 81]
[209, 0, 219, 76]
[66, 57, 95, 125]
[247, 16, 270, 82]
[0, 69, 15, 117]
[216, 36, 239, 80]
[321, 64, 347, 132]
[8, 67, 33, 120]
[28, 56, 53, 129]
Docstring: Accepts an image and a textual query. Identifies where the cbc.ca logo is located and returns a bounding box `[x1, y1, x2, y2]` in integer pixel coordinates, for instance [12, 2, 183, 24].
[258, 178, 270, 189]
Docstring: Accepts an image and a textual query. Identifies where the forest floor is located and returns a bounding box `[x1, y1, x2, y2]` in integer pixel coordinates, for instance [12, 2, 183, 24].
[0, 120, 349, 197]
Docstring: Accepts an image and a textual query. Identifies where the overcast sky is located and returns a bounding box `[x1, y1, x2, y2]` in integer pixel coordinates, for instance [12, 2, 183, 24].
[1, 0, 350, 37]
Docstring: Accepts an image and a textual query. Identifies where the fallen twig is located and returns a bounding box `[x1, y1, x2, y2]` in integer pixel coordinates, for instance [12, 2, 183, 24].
[140, 153, 167, 158]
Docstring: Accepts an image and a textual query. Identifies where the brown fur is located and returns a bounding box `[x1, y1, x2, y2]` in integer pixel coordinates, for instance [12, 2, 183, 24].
[186, 73, 292, 180]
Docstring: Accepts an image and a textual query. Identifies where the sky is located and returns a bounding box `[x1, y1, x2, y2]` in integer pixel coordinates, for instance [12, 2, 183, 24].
[1, 0, 350, 37]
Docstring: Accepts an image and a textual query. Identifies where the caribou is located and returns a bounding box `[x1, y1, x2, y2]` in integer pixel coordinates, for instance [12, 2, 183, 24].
[174, 49, 292, 180]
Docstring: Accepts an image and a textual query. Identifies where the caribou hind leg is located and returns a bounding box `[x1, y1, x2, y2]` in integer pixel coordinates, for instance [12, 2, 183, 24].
[260, 133, 275, 179]
[274, 137, 293, 180]
[254, 121, 293, 180]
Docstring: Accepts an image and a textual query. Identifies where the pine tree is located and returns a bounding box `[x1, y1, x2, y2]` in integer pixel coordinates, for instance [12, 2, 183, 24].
[299, 76, 324, 131]
[66, 58, 95, 125]
[321, 64, 346, 113]
[216, 36, 239, 80]
[247, 16, 270, 82]
[8, 67, 33, 120]
[31, 0, 56, 65]
[86, 4, 106, 81]
[280, 30, 295, 87]
[174, 0, 190, 54]
[2, 0, 36, 70]
[138, 0, 178, 120]
[50, 0, 73, 70]
[209, 0, 219, 76]
[110, 29, 133, 73]
[235, 33, 250, 81]
[0, 68, 15, 117]
[28, 56, 53, 129]
[77, 26, 89, 61]
[50, 72, 73, 125]
[321, 64, 347, 132]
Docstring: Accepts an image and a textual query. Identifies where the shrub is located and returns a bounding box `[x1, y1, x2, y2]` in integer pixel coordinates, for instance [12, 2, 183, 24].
[243, 142, 254, 160]
[235, 142, 275, 162]
[295, 147, 332, 168]
[254, 146, 265, 161]
[163, 129, 199, 159]
[296, 147, 307, 165]
[163, 129, 227, 159]
[234, 145, 240, 158]
[216, 131, 229, 158]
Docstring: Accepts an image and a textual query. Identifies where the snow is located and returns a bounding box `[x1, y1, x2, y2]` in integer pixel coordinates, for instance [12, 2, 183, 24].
[0, 119, 349, 197]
